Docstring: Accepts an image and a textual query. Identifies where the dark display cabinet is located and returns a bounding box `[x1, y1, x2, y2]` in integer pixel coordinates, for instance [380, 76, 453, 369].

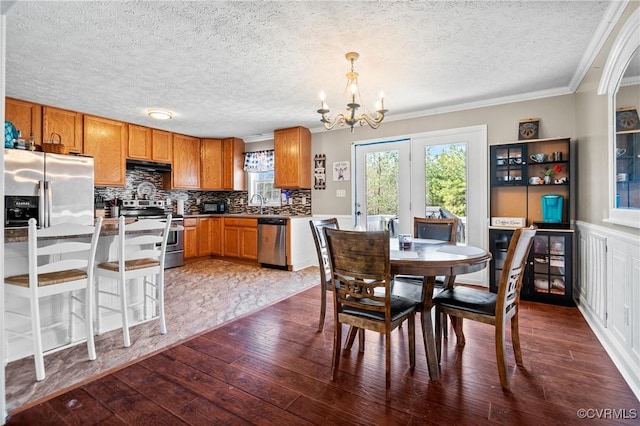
[489, 137, 574, 305]
[490, 137, 571, 228]
[489, 228, 574, 306]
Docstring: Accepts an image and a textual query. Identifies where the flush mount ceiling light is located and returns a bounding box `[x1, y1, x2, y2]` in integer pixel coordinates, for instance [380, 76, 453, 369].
[317, 52, 388, 133]
[147, 108, 173, 120]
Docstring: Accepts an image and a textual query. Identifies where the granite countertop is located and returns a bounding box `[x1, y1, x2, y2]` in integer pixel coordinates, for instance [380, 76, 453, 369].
[5, 220, 181, 243]
[183, 213, 312, 220]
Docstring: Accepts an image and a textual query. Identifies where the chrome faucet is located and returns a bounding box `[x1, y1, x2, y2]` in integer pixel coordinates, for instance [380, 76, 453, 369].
[249, 193, 264, 214]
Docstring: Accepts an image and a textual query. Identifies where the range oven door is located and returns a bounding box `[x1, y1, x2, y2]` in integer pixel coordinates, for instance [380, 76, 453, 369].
[163, 218, 184, 269]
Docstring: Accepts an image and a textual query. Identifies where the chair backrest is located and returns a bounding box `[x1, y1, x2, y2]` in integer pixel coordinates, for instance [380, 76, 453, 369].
[324, 228, 392, 319]
[309, 218, 340, 287]
[413, 217, 457, 242]
[116, 214, 172, 269]
[27, 217, 103, 289]
[496, 227, 536, 319]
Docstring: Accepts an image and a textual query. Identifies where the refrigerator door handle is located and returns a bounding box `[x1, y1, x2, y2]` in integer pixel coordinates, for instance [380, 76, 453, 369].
[38, 180, 46, 228]
[45, 180, 52, 228]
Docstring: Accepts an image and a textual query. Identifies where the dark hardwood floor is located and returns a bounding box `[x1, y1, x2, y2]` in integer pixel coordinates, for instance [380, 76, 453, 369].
[6, 285, 639, 425]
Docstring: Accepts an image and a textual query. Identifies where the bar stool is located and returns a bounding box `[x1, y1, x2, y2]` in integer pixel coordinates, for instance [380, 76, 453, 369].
[95, 215, 171, 347]
[4, 217, 103, 381]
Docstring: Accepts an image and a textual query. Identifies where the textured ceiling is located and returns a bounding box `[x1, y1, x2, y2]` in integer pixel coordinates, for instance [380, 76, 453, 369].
[3, 1, 624, 142]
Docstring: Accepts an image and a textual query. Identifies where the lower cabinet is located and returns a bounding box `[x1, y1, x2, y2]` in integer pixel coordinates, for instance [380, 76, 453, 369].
[489, 228, 574, 306]
[183, 218, 198, 259]
[184, 216, 254, 260]
[223, 218, 258, 260]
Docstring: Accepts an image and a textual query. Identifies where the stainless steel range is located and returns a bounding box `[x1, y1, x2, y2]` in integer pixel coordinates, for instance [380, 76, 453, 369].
[120, 200, 184, 269]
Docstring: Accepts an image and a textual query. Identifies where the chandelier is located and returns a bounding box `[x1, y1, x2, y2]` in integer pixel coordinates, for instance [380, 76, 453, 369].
[317, 52, 388, 132]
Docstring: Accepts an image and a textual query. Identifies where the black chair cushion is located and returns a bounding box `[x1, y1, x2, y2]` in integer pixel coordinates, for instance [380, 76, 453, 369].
[432, 286, 497, 316]
[342, 295, 417, 322]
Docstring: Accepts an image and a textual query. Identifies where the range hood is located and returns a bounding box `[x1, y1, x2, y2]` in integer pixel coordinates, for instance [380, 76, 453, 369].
[126, 159, 172, 173]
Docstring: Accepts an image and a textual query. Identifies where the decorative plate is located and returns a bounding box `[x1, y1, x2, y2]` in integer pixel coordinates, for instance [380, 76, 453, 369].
[616, 109, 640, 132]
[137, 182, 157, 200]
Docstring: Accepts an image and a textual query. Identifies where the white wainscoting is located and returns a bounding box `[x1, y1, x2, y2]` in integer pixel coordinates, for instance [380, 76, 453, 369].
[575, 221, 640, 400]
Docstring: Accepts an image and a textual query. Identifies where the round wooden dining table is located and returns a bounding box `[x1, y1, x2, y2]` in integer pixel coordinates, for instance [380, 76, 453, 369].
[389, 237, 492, 381]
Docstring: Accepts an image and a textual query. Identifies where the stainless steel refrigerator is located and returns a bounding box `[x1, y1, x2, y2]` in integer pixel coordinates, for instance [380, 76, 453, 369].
[4, 149, 94, 227]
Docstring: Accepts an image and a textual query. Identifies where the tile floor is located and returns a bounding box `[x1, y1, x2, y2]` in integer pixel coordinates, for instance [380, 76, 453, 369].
[5, 258, 320, 412]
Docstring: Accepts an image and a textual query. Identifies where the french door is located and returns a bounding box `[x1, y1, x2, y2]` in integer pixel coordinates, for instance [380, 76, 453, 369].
[353, 138, 411, 232]
[353, 126, 488, 284]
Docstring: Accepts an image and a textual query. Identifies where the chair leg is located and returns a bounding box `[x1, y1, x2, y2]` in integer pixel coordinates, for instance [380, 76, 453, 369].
[317, 285, 327, 332]
[331, 322, 342, 382]
[158, 273, 167, 335]
[495, 320, 509, 389]
[120, 276, 131, 348]
[435, 307, 442, 364]
[408, 314, 416, 368]
[345, 326, 358, 349]
[85, 286, 96, 361]
[95, 276, 102, 334]
[511, 313, 523, 366]
[385, 330, 391, 401]
[358, 328, 365, 353]
[30, 295, 45, 381]
[442, 313, 448, 339]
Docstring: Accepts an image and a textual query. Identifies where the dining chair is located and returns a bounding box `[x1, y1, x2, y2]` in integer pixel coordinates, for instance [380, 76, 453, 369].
[433, 227, 536, 389]
[95, 215, 171, 347]
[309, 218, 340, 332]
[4, 217, 103, 381]
[324, 228, 418, 401]
[394, 217, 458, 335]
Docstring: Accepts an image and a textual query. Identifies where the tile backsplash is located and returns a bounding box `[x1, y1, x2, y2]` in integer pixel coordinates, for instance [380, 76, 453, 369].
[94, 169, 312, 216]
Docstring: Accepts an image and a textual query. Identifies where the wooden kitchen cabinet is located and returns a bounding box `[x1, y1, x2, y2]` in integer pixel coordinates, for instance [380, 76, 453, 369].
[223, 137, 245, 190]
[223, 217, 258, 260]
[152, 129, 173, 163]
[127, 124, 152, 160]
[197, 217, 213, 256]
[201, 137, 245, 190]
[210, 217, 223, 255]
[5, 98, 42, 145]
[83, 115, 127, 186]
[167, 134, 200, 189]
[183, 218, 198, 259]
[43, 106, 83, 153]
[201, 138, 224, 189]
[274, 126, 311, 189]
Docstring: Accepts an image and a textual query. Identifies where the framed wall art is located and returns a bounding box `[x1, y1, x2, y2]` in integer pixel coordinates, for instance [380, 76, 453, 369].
[518, 117, 540, 140]
[333, 161, 350, 181]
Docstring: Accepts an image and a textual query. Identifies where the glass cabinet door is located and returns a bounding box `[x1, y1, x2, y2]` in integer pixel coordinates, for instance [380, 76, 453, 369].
[491, 144, 526, 186]
[529, 232, 573, 305]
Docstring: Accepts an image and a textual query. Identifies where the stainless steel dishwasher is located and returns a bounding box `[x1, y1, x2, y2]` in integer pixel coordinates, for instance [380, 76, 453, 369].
[258, 217, 287, 268]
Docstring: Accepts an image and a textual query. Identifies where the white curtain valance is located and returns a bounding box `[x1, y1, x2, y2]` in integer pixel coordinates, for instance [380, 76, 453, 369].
[243, 150, 274, 172]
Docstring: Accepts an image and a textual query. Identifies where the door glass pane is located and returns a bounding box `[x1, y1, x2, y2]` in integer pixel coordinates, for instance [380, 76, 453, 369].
[424, 143, 467, 242]
[364, 150, 399, 231]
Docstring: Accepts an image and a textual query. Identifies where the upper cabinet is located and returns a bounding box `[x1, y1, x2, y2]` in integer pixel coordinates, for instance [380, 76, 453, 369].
[201, 137, 245, 190]
[127, 125, 174, 164]
[5, 98, 42, 145]
[201, 138, 224, 190]
[127, 124, 152, 160]
[274, 126, 311, 189]
[168, 134, 200, 189]
[223, 137, 245, 190]
[83, 115, 127, 186]
[151, 129, 173, 163]
[43, 106, 83, 154]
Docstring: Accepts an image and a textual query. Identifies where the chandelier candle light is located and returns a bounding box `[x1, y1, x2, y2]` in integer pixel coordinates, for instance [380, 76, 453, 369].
[317, 52, 388, 132]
